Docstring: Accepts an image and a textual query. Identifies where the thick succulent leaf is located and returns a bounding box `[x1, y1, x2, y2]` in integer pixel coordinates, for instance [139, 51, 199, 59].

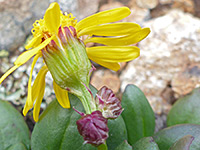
[121, 84, 155, 145]
[0, 100, 30, 150]
[107, 116, 127, 150]
[169, 135, 194, 150]
[115, 141, 132, 150]
[7, 143, 27, 150]
[153, 124, 200, 150]
[133, 137, 159, 150]
[167, 88, 200, 126]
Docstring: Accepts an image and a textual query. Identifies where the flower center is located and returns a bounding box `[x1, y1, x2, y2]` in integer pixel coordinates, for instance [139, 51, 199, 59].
[31, 12, 77, 38]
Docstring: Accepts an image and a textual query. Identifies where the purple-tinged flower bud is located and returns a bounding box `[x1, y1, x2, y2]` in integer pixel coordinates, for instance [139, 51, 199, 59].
[95, 86, 123, 119]
[76, 110, 109, 146]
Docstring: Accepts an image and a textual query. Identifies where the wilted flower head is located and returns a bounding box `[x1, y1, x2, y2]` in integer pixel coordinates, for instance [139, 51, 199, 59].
[76, 110, 109, 146]
[0, 2, 150, 121]
[95, 86, 123, 119]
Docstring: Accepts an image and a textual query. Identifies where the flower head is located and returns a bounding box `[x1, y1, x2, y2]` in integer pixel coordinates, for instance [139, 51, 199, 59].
[0, 2, 150, 121]
[95, 86, 123, 119]
[76, 110, 109, 146]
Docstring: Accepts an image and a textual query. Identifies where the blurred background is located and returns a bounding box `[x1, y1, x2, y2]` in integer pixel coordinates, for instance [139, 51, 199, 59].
[0, 0, 200, 131]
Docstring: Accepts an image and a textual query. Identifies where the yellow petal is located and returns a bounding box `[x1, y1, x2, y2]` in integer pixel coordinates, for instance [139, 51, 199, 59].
[84, 28, 150, 46]
[32, 66, 48, 102]
[0, 65, 20, 84]
[77, 22, 141, 37]
[44, 2, 60, 33]
[76, 7, 131, 31]
[26, 54, 41, 111]
[23, 66, 48, 117]
[53, 81, 70, 108]
[90, 58, 120, 71]
[33, 86, 45, 122]
[33, 66, 48, 122]
[14, 36, 53, 65]
[25, 34, 42, 49]
[87, 46, 140, 63]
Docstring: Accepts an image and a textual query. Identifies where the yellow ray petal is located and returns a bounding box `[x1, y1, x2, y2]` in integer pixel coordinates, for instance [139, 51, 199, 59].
[87, 46, 140, 63]
[32, 66, 48, 103]
[0, 65, 20, 84]
[76, 7, 131, 31]
[44, 2, 60, 33]
[90, 57, 120, 71]
[26, 54, 41, 111]
[53, 81, 70, 108]
[84, 28, 150, 46]
[23, 66, 48, 117]
[77, 22, 141, 37]
[25, 34, 43, 49]
[33, 66, 48, 122]
[14, 36, 53, 65]
[33, 85, 45, 122]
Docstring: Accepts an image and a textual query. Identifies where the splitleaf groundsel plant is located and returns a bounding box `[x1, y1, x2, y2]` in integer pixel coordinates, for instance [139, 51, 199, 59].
[0, 2, 150, 122]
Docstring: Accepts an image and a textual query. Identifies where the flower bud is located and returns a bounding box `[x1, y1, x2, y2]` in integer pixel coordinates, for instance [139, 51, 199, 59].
[42, 26, 91, 91]
[95, 86, 123, 119]
[76, 110, 109, 146]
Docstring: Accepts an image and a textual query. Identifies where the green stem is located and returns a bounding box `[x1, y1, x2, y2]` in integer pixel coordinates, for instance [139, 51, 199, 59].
[76, 83, 96, 114]
[97, 143, 108, 150]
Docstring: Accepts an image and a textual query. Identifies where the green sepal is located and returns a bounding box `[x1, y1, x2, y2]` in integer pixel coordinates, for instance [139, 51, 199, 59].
[42, 36, 91, 93]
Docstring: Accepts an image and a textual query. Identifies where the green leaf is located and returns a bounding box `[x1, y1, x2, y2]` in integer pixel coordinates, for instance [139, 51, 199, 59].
[169, 135, 194, 150]
[153, 124, 200, 150]
[31, 95, 96, 150]
[7, 143, 27, 150]
[115, 141, 132, 150]
[133, 137, 159, 150]
[121, 84, 155, 145]
[107, 116, 127, 150]
[167, 88, 200, 126]
[0, 100, 30, 150]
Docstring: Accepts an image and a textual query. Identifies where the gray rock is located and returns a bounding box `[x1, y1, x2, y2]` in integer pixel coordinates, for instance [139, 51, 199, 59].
[155, 113, 167, 133]
[0, 0, 49, 52]
[136, 0, 159, 9]
[120, 9, 200, 114]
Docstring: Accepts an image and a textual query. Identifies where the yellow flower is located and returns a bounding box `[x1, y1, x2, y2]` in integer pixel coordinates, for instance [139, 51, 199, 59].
[0, 2, 150, 121]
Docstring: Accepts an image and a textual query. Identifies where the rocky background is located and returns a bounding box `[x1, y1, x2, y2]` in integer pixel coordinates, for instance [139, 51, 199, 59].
[0, 0, 200, 131]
